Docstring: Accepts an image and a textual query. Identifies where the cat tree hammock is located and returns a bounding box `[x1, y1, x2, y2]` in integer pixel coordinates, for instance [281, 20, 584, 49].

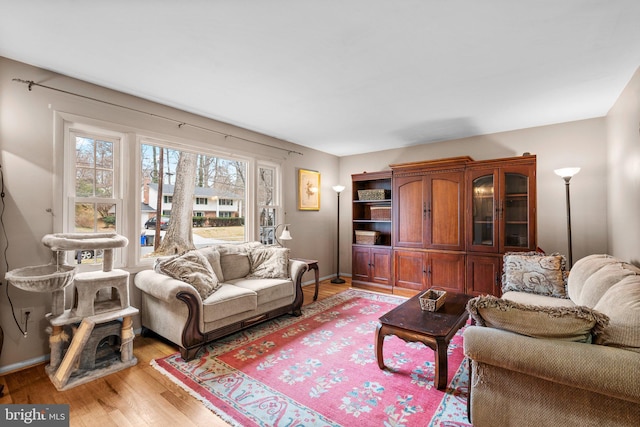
[5, 232, 138, 391]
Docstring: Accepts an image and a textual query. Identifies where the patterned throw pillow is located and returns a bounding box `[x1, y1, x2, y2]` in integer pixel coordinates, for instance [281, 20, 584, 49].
[248, 247, 290, 279]
[502, 251, 568, 297]
[467, 295, 610, 343]
[156, 250, 221, 299]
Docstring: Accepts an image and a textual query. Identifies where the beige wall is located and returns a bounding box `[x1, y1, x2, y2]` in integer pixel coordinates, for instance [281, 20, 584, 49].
[606, 67, 640, 264]
[339, 117, 609, 270]
[0, 57, 340, 370]
[1, 54, 636, 371]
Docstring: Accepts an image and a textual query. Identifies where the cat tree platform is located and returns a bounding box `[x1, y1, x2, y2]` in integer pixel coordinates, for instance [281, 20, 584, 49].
[11, 232, 139, 391]
[45, 306, 138, 391]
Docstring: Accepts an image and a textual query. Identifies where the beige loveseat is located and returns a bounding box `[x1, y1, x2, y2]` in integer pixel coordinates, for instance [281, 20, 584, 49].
[464, 253, 640, 426]
[135, 242, 307, 360]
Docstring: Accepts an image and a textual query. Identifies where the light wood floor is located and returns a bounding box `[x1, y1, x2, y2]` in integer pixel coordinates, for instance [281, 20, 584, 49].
[0, 279, 352, 427]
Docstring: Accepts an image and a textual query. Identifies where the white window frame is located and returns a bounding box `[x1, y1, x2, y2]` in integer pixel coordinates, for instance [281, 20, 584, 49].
[61, 120, 125, 269]
[136, 136, 256, 264]
[54, 111, 284, 270]
[257, 162, 283, 245]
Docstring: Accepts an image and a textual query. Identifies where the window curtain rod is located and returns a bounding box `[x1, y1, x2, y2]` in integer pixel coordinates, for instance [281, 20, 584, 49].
[12, 78, 303, 156]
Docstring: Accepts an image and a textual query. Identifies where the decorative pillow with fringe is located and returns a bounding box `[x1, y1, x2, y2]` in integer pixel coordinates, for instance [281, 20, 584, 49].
[467, 295, 609, 343]
[156, 250, 221, 299]
[502, 251, 568, 298]
[248, 247, 290, 279]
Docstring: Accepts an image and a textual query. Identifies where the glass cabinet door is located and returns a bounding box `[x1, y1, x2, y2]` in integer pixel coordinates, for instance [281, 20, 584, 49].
[503, 173, 529, 249]
[470, 174, 497, 251]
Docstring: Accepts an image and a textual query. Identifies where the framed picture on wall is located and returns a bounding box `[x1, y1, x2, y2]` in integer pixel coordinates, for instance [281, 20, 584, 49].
[298, 168, 320, 210]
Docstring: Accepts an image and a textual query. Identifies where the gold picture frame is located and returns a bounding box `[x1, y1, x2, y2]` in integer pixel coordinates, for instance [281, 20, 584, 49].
[298, 169, 320, 210]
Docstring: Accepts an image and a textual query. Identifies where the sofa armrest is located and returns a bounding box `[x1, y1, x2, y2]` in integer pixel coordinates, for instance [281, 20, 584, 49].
[289, 259, 308, 314]
[134, 269, 202, 304]
[290, 259, 307, 285]
[464, 325, 640, 403]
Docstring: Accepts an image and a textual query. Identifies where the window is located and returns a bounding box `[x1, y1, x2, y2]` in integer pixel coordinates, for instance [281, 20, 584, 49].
[59, 113, 279, 268]
[68, 130, 122, 265]
[258, 164, 280, 245]
[140, 141, 248, 259]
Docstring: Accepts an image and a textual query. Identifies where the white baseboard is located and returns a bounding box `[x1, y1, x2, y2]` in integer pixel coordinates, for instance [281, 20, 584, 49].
[0, 354, 50, 375]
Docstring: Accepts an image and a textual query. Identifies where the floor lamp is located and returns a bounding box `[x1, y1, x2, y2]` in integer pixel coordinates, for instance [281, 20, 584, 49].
[331, 185, 346, 284]
[554, 167, 580, 267]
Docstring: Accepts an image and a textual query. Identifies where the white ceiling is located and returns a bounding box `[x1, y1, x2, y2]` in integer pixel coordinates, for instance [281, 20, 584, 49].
[2, 1, 639, 156]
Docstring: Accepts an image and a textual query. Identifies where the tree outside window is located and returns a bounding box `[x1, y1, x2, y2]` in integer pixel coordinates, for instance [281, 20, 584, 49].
[140, 142, 247, 257]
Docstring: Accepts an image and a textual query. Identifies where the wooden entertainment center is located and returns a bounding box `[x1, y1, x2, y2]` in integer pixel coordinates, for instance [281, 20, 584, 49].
[351, 154, 537, 297]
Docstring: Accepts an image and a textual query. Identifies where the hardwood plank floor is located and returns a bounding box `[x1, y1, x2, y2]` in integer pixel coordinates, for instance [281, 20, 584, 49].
[0, 279, 352, 427]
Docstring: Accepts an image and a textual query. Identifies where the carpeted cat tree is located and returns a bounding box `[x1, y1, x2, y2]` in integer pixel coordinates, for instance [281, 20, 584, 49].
[5, 232, 138, 390]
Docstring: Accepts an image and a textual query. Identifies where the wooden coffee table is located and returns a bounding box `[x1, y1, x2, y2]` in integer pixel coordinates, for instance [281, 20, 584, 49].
[375, 291, 472, 390]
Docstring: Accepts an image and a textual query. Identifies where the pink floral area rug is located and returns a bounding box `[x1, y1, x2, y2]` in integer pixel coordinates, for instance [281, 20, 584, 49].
[151, 289, 471, 427]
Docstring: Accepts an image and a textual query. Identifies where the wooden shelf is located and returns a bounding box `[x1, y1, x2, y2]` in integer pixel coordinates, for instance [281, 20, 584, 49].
[353, 199, 392, 203]
[352, 171, 393, 289]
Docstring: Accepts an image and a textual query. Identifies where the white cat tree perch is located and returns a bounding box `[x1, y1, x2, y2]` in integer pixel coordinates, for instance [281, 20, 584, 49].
[5, 232, 138, 390]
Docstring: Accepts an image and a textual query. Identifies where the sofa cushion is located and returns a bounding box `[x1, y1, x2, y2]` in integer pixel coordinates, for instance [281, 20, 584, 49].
[573, 262, 639, 308]
[502, 252, 567, 298]
[219, 253, 251, 281]
[467, 295, 609, 343]
[156, 250, 221, 299]
[197, 247, 225, 282]
[216, 241, 262, 255]
[248, 247, 290, 279]
[593, 274, 640, 353]
[215, 242, 262, 280]
[230, 277, 294, 305]
[201, 284, 257, 323]
[501, 291, 577, 308]
[566, 254, 617, 302]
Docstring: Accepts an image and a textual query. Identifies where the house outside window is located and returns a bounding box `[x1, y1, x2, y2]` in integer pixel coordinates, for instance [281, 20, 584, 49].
[59, 116, 278, 268]
[140, 141, 248, 258]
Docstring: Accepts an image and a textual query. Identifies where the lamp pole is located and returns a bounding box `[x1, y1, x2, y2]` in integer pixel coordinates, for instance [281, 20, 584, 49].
[332, 185, 346, 284]
[554, 168, 580, 267]
[562, 176, 573, 267]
